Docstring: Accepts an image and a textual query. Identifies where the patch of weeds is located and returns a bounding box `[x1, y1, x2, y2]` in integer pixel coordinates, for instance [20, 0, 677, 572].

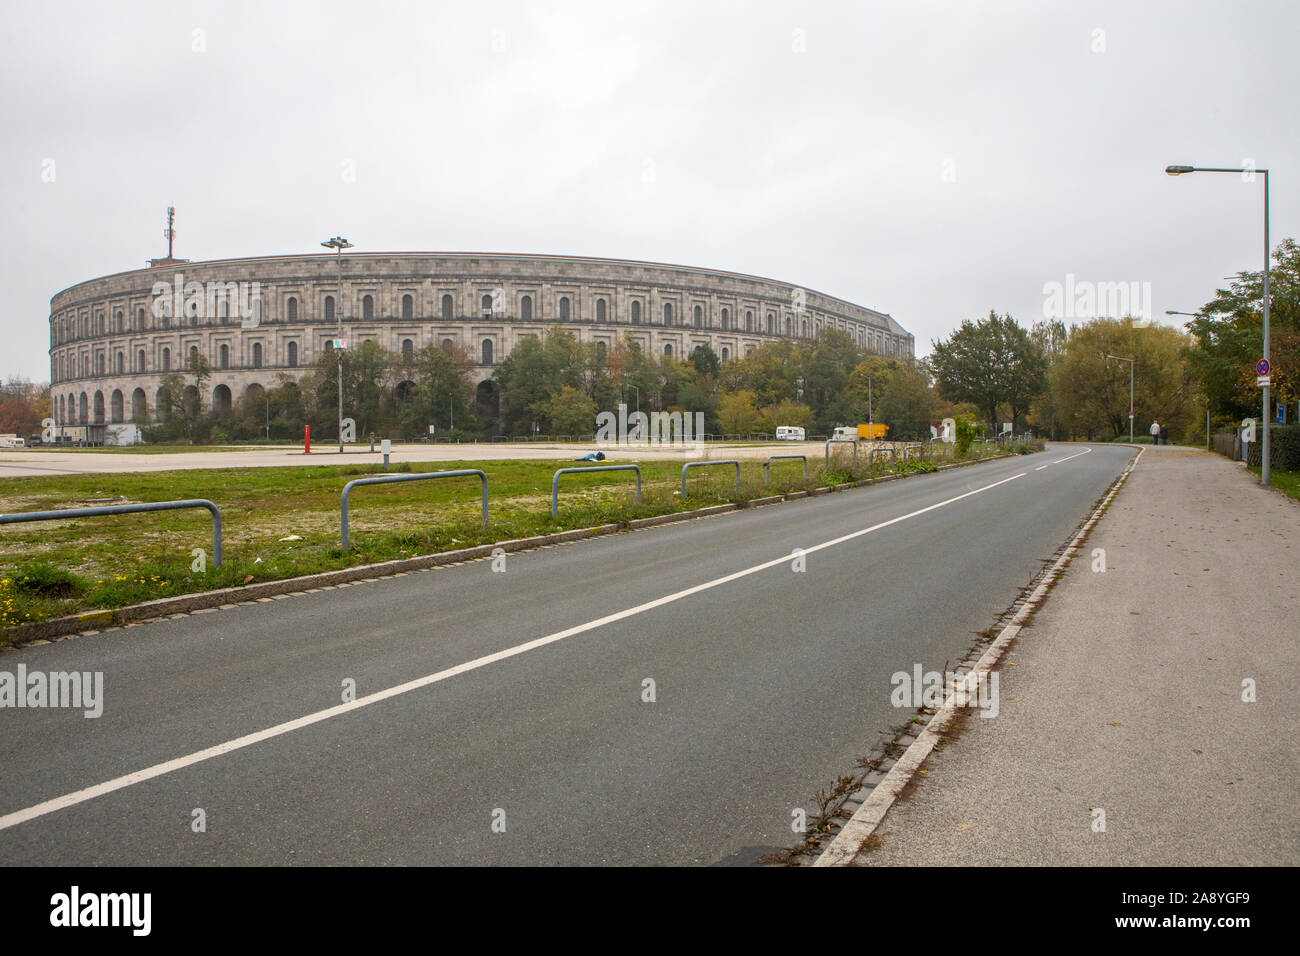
[11, 562, 85, 598]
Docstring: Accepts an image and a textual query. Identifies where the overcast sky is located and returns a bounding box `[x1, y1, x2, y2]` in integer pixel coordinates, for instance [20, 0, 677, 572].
[2, 0, 1295, 381]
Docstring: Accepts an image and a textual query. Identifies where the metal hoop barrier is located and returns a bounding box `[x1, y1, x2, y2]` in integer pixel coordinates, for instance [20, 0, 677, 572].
[551, 465, 642, 517]
[681, 460, 740, 499]
[341, 469, 488, 548]
[0, 499, 223, 568]
[764, 454, 808, 483]
[825, 438, 858, 467]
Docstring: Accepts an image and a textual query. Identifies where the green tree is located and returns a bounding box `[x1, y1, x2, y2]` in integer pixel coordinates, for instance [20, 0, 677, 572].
[532, 385, 597, 435]
[1051, 318, 1194, 439]
[1184, 237, 1299, 423]
[717, 389, 761, 435]
[930, 311, 1046, 430]
[396, 344, 475, 439]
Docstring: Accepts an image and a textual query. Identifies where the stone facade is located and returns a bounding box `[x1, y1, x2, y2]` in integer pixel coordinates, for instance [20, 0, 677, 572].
[48, 252, 913, 425]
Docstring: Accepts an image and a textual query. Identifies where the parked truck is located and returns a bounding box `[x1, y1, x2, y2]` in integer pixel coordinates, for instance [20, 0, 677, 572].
[831, 424, 890, 442]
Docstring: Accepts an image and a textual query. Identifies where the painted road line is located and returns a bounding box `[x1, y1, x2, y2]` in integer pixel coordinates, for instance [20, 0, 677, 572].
[1035, 465, 1049, 471]
[814, 446, 1138, 866]
[1054, 446, 1093, 464]
[0, 471, 1027, 833]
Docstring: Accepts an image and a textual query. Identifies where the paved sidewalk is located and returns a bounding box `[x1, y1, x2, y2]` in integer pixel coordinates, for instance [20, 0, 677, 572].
[852, 445, 1299, 866]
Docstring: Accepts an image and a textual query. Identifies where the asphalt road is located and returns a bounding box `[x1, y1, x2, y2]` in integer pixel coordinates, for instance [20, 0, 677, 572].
[0, 443, 1131, 865]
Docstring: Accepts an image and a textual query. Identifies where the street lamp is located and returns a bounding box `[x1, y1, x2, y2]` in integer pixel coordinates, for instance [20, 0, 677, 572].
[1167, 312, 1211, 449]
[1165, 163, 1271, 485]
[1106, 354, 1134, 444]
[320, 236, 353, 453]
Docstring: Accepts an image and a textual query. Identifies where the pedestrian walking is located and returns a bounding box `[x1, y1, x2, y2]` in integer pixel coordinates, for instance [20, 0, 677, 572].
[1149, 420, 1160, 445]
[1160, 424, 1169, 446]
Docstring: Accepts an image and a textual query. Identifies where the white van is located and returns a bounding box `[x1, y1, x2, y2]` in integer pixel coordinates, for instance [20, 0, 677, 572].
[775, 426, 805, 441]
[831, 426, 857, 441]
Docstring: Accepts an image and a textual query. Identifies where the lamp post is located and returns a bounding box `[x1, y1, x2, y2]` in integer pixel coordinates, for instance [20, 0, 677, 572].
[1106, 354, 1134, 444]
[321, 236, 353, 453]
[1165, 164, 1271, 485]
[1167, 312, 1211, 449]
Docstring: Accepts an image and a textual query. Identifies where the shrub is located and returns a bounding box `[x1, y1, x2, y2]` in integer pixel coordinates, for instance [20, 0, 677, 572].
[1246, 424, 1300, 470]
[954, 415, 979, 456]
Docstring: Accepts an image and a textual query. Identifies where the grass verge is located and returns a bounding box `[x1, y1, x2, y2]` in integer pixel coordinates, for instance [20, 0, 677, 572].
[0, 445, 1036, 638]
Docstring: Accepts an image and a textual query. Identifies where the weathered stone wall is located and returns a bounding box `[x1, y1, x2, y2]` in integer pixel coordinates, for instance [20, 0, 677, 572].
[48, 252, 914, 424]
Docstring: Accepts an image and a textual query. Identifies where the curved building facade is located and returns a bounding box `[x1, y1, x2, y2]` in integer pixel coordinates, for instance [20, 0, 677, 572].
[48, 251, 913, 429]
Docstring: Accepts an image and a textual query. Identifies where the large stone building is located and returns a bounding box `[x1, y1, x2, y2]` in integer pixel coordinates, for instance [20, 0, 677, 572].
[48, 251, 913, 435]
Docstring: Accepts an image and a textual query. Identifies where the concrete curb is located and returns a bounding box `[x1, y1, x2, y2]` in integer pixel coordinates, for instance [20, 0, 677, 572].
[3, 450, 1023, 648]
[812, 446, 1140, 866]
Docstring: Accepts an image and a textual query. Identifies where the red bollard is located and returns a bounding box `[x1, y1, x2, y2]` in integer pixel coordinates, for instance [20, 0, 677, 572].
[305, 425, 311, 454]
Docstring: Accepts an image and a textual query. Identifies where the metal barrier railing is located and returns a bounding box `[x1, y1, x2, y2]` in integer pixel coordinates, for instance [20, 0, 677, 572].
[681, 460, 740, 499]
[764, 454, 807, 483]
[551, 465, 641, 517]
[341, 469, 487, 548]
[0, 499, 223, 567]
[825, 438, 858, 468]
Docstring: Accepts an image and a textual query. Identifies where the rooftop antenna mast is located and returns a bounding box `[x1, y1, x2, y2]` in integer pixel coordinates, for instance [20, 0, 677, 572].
[164, 206, 176, 259]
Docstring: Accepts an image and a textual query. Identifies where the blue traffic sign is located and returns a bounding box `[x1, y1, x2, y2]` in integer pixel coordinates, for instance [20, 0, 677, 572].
[1257, 359, 1270, 376]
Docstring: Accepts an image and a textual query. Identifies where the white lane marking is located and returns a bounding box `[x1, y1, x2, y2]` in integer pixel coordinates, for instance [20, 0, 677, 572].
[1035, 465, 1049, 471]
[1054, 446, 1093, 464]
[0, 470, 1027, 833]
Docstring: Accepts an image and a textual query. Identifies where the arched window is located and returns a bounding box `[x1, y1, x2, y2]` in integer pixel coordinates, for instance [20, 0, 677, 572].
[110, 390, 124, 423]
[324, 296, 335, 322]
[162, 347, 171, 371]
[721, 308, 729, 330]
[482, 293, 494, 317]
[219, 344, 229, 369]
[441, 294, 453, 321]
[97, 314, 105, 335]
[596, 341, 607, 362]
[721, 347, 729, 361]
[217, 296, 229, 325]
[767, 314, 775, 334]
[362, 294, 374, 319]
[402, 339, 414, 361]
[115, 310, 123, 332]
[694, 305, 703, 328]
[96, 353, 104, 375]
[481, 339, 494, 365]
[663, 343, 673, 356]
[252, 342, 263, 368]
[442, 338, 454, 353]
[663, 303, 673, 326]
[631, 300, 641, 325]
[802, 319, 808, 337]
[287, 341, 298, 367]
[521, 295, 533, 321]
[136, 308, 145, 330]
[785, 316, 792, 336]
[137, 349, 145, 372]
[115, 352, 124, 374]
[559, 297, 570, 321]
[402, 294, 413, 319]
[287, 297, 298, 322]
[596, 299, 606, 322]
